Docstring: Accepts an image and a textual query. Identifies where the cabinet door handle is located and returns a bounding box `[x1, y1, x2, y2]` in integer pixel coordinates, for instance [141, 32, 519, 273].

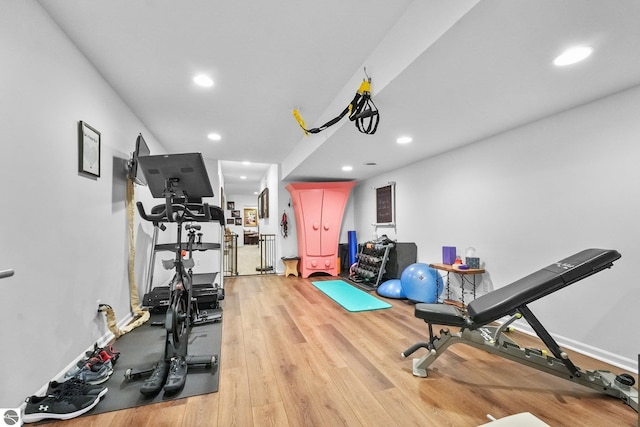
[313, 223, 319, 230]
[323, 223, 330, 231]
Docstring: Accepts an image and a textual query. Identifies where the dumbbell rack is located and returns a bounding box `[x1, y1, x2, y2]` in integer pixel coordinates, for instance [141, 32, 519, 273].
[351, 242, 393, 291]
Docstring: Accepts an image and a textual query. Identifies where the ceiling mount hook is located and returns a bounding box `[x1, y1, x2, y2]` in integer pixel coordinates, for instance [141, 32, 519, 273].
[363, 66, 371, 82]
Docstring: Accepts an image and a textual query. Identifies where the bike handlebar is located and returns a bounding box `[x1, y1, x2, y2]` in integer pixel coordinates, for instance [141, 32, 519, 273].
[136, 201, 212, 223]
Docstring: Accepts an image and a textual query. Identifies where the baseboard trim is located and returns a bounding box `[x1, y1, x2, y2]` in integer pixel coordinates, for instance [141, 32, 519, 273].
[509, 320, 638, 374]
[32, 311, 135, 399]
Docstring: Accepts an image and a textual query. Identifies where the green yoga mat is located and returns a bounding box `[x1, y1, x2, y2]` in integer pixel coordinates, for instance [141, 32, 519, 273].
[311, 280, 392, 312]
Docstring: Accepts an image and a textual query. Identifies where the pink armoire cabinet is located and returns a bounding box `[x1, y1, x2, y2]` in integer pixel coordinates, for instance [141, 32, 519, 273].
[286, 181, 355, 278]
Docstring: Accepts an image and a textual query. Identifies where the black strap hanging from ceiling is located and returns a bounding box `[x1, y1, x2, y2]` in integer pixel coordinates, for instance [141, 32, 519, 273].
[293, 74, 380, 136]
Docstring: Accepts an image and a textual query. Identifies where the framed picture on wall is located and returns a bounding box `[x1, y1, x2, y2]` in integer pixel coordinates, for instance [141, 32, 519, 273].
[244, 208, 257, 227]
[258, 188, 269, 219]
[234, 217, 242, 226]
[227, 201, 235, 210]
[78, 121, 101, 177]
[231, 210, 240, 218]
[375, 182, 396, 226]
[226, 218, 234, 225]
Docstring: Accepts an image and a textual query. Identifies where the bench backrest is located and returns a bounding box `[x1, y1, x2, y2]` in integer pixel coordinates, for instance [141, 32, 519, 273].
[466, 248, 621, 325]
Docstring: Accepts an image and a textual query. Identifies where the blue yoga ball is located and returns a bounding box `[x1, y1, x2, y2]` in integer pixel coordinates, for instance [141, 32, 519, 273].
[376, 279, 405, 299]
[400, 263, 442, 303]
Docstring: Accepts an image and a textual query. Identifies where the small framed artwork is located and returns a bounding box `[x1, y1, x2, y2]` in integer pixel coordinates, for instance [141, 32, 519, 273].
[234, 217, 242, 226]
[231, 210, 240, 218]
[244, 208, 257, 227]
[227, 201, 235, 210]
[258, 188, 269, 219]
[375, 182, 396, 226]
[78, 121, 101, 177]
[226, 218, 234, 225]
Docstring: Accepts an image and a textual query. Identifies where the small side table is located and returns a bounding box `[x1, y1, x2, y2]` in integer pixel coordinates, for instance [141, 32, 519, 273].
[282, 257, 300, 277]
[429, 263, 485, 306]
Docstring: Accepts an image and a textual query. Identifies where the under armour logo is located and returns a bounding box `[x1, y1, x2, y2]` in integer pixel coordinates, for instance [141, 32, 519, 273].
[39, 405, 49, 412]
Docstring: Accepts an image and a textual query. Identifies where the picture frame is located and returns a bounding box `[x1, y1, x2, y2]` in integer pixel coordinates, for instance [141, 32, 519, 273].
[244, 208, 258, 227]
[78, 121, 101, 177]
[234, 217, 242, 226]
[227, 201, 235, 210]
[226, 218, 235, 225]
[375, 182, 396, 226]
[258, 187, 269, 219]
[231, 210, 240, 218]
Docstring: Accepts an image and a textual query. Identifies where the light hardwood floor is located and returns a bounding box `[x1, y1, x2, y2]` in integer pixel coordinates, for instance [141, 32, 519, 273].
[47, 275, 637, 426]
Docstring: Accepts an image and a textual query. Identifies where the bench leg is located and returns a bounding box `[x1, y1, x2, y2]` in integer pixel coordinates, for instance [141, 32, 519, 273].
[405, 324, 639, 412]
[404, 327, 462, 377]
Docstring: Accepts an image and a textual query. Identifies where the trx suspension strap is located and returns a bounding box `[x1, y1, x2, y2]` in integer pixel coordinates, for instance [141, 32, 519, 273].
[293, 76, 380, 136]
[98, 176, 150, 338]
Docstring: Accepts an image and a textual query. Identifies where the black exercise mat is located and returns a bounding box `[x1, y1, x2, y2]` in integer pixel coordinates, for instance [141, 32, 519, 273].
[85, 310, 221, 416]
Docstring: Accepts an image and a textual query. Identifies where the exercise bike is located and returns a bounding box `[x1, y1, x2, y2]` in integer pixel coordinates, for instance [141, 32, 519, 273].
[124, 153, 222, 395]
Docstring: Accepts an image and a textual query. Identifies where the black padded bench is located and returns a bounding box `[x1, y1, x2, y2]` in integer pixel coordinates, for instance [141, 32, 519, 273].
[415, 248, 620, 329]
[402, 248, 638, 413]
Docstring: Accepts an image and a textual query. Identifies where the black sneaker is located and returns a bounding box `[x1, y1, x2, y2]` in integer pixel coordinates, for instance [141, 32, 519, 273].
[47, 378, 108, 398]
[23, 392, 100, 423]
[140, 360, 170, 396]
[164, 357, 188, 394]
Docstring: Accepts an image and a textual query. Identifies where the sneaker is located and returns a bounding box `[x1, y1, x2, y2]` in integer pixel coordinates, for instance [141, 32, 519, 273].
[98, 345, 120, 364]
[23, 392, 100, 423]
[164, 357, 187, 394]
[140, 360, 169, 396]
[47, 378, 108, 398]
[71, 360, 113, 385]
[65, 356, 113, 378]
[86, 344, 120, 365]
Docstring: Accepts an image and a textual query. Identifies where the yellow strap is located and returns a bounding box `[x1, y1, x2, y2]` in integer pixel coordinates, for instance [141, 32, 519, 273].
[293, 78, 373, 136]
[358, 79, 371, 94]
[292, 109, 309, 136]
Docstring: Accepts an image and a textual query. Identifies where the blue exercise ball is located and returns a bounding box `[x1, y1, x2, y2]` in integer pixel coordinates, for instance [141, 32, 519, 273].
[377, 279, 405, 299]
[400, 263, 442, 303]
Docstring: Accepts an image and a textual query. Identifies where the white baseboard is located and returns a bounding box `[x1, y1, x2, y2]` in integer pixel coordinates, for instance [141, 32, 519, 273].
[508, 320, 638, 374]
[31, 311, 135, 399]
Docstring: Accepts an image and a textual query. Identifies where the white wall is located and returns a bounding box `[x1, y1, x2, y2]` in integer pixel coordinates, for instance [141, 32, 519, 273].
[0, 0, 149, 404]
[279, 180, 296, 253]
[0, 1, 223, 406]
[351, 85, 640, 371]
[2, 0, 636, 410]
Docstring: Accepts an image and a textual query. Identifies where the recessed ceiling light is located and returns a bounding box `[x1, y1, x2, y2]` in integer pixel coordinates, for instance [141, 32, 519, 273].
[342, 165, 353, 172]
[240, 175, 247, 180]
[553, 46, 593, 67]
[207, 133, 221, 141]
[242, 161, 251, 166]
[397, 136, 413, 144]
[193, 74, 214, 87]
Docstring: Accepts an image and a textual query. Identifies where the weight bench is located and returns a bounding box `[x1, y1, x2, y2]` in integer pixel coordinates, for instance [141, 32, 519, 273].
[402, 248, 638, 412]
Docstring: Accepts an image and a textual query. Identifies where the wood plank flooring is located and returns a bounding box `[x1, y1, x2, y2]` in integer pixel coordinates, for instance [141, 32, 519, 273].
[46, 275, 637, 426]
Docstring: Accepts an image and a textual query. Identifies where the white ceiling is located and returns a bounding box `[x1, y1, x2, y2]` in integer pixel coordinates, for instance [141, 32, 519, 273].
[37, 0, 640, 196]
